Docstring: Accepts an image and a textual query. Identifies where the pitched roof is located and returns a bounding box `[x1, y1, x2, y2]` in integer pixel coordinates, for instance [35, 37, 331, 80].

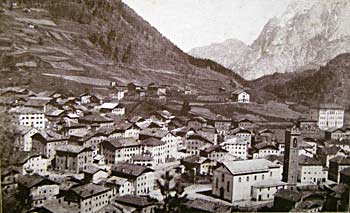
[10, 106, 43, 114]
[102, 138, 140, 150]
[319, 103, 344, 110]
[299, 155, 323, 166]
[220, 159, 279, 175]
[329, 156, 350, 165]
[34, 130, 66, 141]
[79, 114, 112, 123]
[70, 183, 110, 199]
[140, 128, 170, 139]
[112, 162, 153, 178]
[201, 145, 228, 154]
[182, 155, 211, 165]
[114, 195, 158, 207]
[15, 125, 36, 135]
[184, 199, 232, 212]
[56, 144, 91, 154]
[100, 102, 120, 109]
[18, 175, 56, 189]
[231, 89, 247, 95]
[140, 138, 165, 147]
[107, 176, 129, 186]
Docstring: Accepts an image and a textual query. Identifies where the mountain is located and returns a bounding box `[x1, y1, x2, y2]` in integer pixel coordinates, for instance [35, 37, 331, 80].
[189, 0, 350, 80]
[189, 39, 250, 72]
[251, 53, 350, 109]
[0, 0, 245, 94]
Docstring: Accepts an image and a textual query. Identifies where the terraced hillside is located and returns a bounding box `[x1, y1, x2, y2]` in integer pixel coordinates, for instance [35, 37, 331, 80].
[0, 0, 245, 93]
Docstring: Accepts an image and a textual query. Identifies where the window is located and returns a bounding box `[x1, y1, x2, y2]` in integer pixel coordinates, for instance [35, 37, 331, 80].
[238, 177, 242, 182]
[246, 176, 249, 182]
[262, 174, 264, 180]
[227, 181, 230, 192]
[221, 174, 225, 182]
[254, 175, 257, 181]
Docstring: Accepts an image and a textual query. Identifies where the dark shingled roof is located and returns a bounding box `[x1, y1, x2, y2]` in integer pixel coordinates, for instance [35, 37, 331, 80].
[70, 183, 110, 199]
[112, 162, 153, 179]
[114, 195, 158, 207]
[299, 155, 323, 166]
[18, 175, 57, 189]
[340, 167, 350, 176]
[184, 198, 232, 212]
[329, 156, 350, 165]
[140, 138, 165, 147]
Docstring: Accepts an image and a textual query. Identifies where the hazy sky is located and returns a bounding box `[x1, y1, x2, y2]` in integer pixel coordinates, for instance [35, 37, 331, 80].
[123, 0, 291, 51]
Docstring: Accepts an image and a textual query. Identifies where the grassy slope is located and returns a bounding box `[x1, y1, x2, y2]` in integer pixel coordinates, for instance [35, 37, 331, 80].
[0, 0, 246, 94]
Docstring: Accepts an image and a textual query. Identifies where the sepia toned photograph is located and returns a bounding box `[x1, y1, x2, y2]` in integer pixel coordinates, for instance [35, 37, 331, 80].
[0, 0, 349, 212]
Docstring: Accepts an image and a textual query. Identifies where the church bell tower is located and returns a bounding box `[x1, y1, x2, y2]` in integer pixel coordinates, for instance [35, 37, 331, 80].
[282, 126, 301, 188]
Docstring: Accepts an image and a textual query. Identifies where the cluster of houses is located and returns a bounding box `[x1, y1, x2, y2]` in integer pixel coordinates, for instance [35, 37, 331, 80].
[1, 86, 349, 212]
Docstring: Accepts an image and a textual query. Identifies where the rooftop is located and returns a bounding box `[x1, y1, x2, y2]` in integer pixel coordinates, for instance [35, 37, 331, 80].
[56, 144, 90, 154]
[140, 138, 165, 147]
[112, 162, 153, 178]
[329, 156, 350, 165]
[114, 195, 158, 207]
[184, 198, 232, 212]
[140, 128, 170, 139]
[18, 174, 56, 189]
[103, 138, 140, 149]
[220, 159, 280, 175]
[100, 102, 120, 109]
[71, 183, 110, 199]
[318, 103, 344, 110]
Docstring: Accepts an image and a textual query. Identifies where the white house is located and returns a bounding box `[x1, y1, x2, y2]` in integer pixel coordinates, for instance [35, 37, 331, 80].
[15, 126, 39, 151]
[22, 155, 50, 176]
[66, 184, 113, 213]
[107, 176, 134, 196]
[212, 159, 282, 202]
[251, 180, 287, 201]
[100, 138, 141, 164]
[231, 89, 250, 103]
[112, 163, 154, 196]
[298, 155, 327, 185]
[140, 138, 167, 164]
[99, 102, 125, 116]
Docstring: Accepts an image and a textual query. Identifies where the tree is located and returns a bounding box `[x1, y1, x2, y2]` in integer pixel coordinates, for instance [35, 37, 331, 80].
[156, 171, 187, 213]
[0, 107, 16, 168]
[180, 100, 191, 115]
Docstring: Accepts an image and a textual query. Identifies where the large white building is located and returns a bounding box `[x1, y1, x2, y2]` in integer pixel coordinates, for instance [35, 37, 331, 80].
[220, 137, 248, 160]
[11, 107, 46, 129]
[299, 156, 328, 185]
[309, 104, 345, 130]
[212, 159, 282, 202]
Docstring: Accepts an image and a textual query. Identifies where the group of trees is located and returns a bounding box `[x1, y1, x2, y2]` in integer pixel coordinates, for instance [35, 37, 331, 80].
[156, 171, 187, 213]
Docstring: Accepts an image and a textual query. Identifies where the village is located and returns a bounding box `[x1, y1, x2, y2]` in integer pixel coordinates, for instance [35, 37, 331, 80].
[1, 83, 350, 213]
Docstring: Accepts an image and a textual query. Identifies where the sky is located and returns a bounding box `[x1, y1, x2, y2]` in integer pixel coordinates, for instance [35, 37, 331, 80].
[123, 0, 291, 51]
